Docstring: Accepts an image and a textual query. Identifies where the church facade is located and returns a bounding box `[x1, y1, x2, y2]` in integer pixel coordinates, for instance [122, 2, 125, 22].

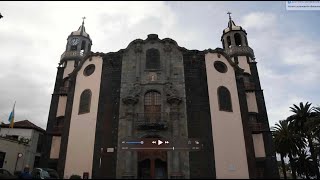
[41, 16, 279, 179]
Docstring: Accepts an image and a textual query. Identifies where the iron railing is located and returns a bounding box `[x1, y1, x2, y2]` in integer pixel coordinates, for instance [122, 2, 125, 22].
[249, 122, 269, 133]
[60, 51, 85, 61]
[135, 112, 169, 130]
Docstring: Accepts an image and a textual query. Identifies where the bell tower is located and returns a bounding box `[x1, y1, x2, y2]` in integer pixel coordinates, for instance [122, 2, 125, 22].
[60, 17, 92, 65]
[221, 12, 279, 179]
[40, 17, 92, 176]
[221, 12, 255, 69]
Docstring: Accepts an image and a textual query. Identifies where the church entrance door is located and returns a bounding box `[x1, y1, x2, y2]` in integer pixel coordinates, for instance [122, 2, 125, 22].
[138, 151, 167, 179]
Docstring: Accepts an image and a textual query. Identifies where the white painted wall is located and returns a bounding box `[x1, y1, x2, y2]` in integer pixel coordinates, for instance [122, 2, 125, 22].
[205, 52, 249, 179]
[63, 60, 75, 79]
[252, 134, 266, 158]
[237, 56, 251, 74]
[56, 96, 67, 117]
[0, 139, 26, 173]
[246, 92, 258, 113]
[50, 136, 61, 159]
[64, 56, 103, 179]
[0, 128, 42, 172]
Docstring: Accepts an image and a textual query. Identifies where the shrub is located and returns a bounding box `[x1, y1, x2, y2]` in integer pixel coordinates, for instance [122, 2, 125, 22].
[70, 174, 82, 179]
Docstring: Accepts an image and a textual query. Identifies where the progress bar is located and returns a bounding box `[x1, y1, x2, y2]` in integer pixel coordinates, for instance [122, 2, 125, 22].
[129, 147, 190, 150]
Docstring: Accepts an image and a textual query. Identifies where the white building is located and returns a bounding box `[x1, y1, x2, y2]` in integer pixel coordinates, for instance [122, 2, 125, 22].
[0, 120, 44, 174]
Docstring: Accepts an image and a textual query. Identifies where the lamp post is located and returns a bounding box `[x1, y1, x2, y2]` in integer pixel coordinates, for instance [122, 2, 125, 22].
[14, 153, 23, 172]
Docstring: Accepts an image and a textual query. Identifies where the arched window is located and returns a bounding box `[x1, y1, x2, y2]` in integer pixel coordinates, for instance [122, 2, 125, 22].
[79, 89, 92, 114]
[222, 39, 225, 49]
[144, 91, 161, 122]
[234, 33, 242, 46]
[81, 40, 86, 51]
[243, 73, 251, 84]
[146, 49, 160, 69]
[218, 86, 232, 112]
[227, 36, 231, 47]
[63, 78, 69, 88]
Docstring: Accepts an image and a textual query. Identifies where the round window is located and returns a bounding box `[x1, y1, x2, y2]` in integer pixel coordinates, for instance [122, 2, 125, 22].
[84, 64, 95, 76]
[214, 61, 227, 73]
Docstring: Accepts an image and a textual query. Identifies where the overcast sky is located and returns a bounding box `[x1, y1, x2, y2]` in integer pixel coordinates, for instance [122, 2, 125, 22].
[0, 1, 319, 130]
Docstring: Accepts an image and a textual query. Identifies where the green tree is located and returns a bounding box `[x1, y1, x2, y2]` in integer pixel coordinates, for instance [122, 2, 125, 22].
[287, 102, 320, 179]
[272, 120, 306, 179]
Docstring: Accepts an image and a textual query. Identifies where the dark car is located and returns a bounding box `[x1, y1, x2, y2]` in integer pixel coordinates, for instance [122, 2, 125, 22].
[0, 168, 17, 179]
[31, 168, 59, 179]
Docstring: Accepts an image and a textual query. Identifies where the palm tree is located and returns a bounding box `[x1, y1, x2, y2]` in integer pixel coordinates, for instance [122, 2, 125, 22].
[307, 106, 320, 136]
[272, 120, 306, 179]
[287, 102, 320, 179]
[294, 150, 316, 179]
[274, 136, 288, 179]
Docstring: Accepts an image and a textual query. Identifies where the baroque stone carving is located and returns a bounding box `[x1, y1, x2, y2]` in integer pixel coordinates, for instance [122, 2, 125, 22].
[164, 82, 178, 97]
[164, 82, 182, 105]
[128, 83, 141, 97]
[164, 43, 172, 52]
[134, 43, 142, 53]
[122, 83, 141, 105]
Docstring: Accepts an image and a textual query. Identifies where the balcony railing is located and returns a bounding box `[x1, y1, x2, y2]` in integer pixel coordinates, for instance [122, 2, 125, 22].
[60, 51, 85, 61]
[224, 46, 255, 58]
[249, 122, 269, 133]
[135, 113, 169, 130]
[244, 82, 255, 91]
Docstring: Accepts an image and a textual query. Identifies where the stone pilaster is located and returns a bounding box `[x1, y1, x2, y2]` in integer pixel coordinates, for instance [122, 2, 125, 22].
[122, 97, 138, 179]
[168, 97, 184, 179]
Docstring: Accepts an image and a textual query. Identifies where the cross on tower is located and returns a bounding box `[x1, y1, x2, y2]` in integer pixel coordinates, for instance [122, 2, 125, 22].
[227, 12, 232, 20]
[82, 16, 86, 25]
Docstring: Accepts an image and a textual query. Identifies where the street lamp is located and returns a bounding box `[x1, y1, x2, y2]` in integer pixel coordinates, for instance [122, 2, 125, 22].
[14, 153, 23, 172]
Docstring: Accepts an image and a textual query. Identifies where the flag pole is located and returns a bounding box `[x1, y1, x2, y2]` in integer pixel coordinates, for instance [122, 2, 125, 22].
[9, 101, 16, 129]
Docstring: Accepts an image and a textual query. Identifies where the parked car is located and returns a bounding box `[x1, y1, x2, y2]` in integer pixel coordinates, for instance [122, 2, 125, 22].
[0, 168, 17, 179]
[31, 168, 59, 179]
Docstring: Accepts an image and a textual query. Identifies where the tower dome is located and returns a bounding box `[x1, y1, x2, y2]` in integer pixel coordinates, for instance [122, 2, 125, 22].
[68, 17, 92, 43]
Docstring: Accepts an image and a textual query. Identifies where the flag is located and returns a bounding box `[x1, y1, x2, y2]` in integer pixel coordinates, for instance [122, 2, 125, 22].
[8, 102, 15, 128]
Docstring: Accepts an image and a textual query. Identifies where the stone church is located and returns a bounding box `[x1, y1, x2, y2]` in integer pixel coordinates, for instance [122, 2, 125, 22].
[41, 15, 279, 179]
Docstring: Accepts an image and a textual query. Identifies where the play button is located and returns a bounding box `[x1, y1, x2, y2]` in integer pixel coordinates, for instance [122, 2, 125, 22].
[158, 140, 163, 145]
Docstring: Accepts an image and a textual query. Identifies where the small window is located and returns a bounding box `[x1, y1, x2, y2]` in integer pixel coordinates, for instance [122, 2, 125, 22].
[81, 40, 86, 51]
[243, 74, 251, 84]
[79, 89, 92, 114]
[146, 48, 160, 69]
[214, 61, 227, 73]
[222, 39, 225, 49]
[63, 78, 69, 88]
[71, 45, 77, 51]
[234, 33, 242, 46]
[218, 86, 232, 112]
[227, 36, 231, 47]
[84, 64, 95, 76]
